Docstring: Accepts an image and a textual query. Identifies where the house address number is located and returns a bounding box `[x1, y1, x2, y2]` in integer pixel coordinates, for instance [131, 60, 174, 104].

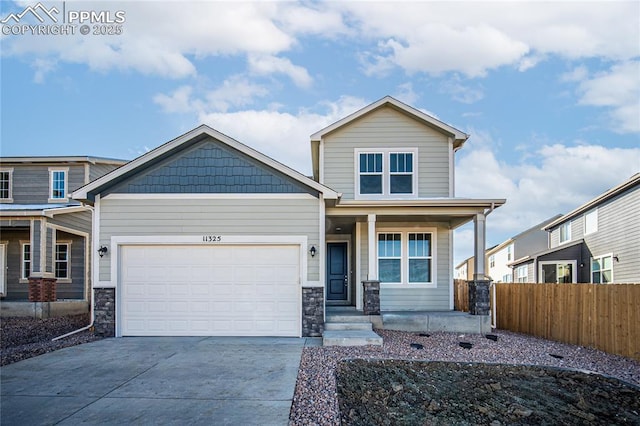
[202, 235, 222, 242]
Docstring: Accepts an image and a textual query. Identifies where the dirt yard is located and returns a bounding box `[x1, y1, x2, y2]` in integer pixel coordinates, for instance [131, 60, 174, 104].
[336, 359, 640, 425]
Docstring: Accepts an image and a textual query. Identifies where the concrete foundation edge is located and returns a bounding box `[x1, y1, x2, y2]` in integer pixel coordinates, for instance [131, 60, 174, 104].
[0, 301, 89, 319]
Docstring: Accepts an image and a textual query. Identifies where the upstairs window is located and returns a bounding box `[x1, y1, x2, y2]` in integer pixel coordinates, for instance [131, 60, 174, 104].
[50, 169, 67, 200]
[359, 153, 383, 194]
[584, 209, 598, 235]
[0, 169, 12, 201]
[356, 149, 417, 198]
[559, 222, 571, 244]
[507, 244, 513, 261]
[489, 255, 495, 268]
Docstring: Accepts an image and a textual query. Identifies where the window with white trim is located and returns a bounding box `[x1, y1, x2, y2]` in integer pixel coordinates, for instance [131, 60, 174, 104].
[489, 255, 495, 268]
[584, 209, 598, 235]
[408, 233, 432, 283]
[378, 233, 401, 283]
[49, 168, 68, 201]
[377, 229, 435, 285]
[516, 265, 527, 283]
[507, 244, 513, 261]
[55, 243, 70, 279]
[0, 169, 12, 201]
[502, 274, 512, 283]
[21, 243, 30, 279]
[540, 261, 575, 283]
[591, 254, 613, 284]
[356, 149, 417, 198]
[559, 222, 571, 244]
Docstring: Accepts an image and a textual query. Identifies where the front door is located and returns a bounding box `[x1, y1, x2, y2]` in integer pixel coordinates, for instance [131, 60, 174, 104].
[326, 242, 348, 302]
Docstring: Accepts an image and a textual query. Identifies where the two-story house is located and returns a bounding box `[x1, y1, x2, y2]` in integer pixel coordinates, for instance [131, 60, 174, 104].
[72, 97, 505, 337]
[511, 173, 639, 283]
[485, 215, 562, 283]
[0, 157, 126, 316]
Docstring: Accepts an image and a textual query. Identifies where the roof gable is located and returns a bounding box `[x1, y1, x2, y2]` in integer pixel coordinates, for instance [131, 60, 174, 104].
[311, 96, 469, 145]
[105, 138, 315, 196]
[73, 125, 338, 203]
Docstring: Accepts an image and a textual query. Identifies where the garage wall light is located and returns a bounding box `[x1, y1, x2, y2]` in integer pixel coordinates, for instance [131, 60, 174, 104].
[98, 245, 108, 258]
[309, 245, 317, 257]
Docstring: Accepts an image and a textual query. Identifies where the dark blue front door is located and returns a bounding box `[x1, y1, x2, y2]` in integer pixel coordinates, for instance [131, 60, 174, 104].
[327, 242, 348, 301]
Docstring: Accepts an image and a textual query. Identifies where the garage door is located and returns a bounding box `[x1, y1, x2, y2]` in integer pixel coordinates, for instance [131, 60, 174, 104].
[120, 245, 300, 336]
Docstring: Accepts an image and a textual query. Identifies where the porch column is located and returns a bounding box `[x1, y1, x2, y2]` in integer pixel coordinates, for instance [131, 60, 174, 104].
[367, 214, 376, 280]
[28, 220, 57, 302]
[470, 212, 490, 316]
[473, 212, 486, 280]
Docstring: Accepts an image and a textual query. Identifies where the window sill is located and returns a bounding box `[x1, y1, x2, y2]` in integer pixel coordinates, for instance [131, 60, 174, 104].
[56, 279, 72, 284]
[0, 199, 14, 203]
[48, 198, 69, 203]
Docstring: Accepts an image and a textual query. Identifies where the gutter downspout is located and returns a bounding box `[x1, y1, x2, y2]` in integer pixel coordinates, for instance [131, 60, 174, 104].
[52, 203, 95, 341]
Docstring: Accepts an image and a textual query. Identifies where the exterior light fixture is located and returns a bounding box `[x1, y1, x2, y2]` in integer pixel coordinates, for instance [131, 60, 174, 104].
[98, 246, 108, 258]
[309, 245, 317, 257]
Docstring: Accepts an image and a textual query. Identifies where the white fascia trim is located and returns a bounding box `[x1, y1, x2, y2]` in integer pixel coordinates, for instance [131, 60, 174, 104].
[102, 193, 318, 200]
[43, 206, 88, 217]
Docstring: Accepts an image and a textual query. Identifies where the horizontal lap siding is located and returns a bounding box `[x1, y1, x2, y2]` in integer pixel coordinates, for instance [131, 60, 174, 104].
[10, 164, 84, 204]
[56, 231, 85, 299]
[99, 197, 320, 282]
[49, 211, 92, 234]
[322, 108, 450, 200]
[3, 230, 29, 299]
[584, 188, 639, 282]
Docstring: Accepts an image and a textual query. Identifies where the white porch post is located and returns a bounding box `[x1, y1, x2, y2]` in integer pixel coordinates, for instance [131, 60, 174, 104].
[473, 212, 486, 280]
[367, 214, 377, 280]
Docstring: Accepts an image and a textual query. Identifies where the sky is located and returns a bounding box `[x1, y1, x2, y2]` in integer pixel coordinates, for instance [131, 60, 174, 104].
[1, 0, 639, 265]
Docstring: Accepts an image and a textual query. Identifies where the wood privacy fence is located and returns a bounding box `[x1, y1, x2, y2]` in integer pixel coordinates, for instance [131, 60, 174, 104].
[453, 280, 639, 360]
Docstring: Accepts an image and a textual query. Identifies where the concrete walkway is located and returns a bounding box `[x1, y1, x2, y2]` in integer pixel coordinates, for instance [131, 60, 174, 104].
[1, 337, 320, 425]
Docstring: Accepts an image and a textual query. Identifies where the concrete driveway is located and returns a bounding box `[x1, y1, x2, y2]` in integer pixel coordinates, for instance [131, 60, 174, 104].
[1, 336, 320, 425]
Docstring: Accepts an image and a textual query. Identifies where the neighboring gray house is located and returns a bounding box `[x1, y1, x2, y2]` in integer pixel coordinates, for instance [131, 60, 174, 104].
[511, 173, 640, 283]
[485, 215, 562, 283]
[73, 96, 505, 338]
[0, 156, 126, 313]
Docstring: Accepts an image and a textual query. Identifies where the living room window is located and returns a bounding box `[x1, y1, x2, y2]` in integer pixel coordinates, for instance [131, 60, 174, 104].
[356, 149, 417, 198]
[0, 169, 12, 201]
[591, 254, 613, 284]
[55, 243, 70, 279]
[21, 243, 30, 280]
[540, 261, 576, 283]
[49, 168, 68, 201]
[377, 229, 435, 286]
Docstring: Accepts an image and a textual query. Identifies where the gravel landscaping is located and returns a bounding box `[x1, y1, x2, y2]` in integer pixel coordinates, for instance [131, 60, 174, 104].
[1, 314, 102, 366]
[290, 329, 640, 425]
[3, 317, 639, 424]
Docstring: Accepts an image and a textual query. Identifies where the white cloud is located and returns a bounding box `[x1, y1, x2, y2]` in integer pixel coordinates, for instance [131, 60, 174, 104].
[575, 61, 640, 133]
[440, 77, 484, 104]
[248, 54, 312, 88]
[153, 85, 196, 114]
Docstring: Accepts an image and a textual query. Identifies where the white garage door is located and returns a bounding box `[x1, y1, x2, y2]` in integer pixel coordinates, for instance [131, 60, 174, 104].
[120, 245, 300, 336]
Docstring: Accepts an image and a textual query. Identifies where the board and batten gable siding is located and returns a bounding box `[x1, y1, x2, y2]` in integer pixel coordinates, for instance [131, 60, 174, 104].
[104, 138, 317, 196]
[98, 197, 320, 283]
[359, 221, 452, 310]
[583, 185, 640, 282]
[322, 107, 451, 200]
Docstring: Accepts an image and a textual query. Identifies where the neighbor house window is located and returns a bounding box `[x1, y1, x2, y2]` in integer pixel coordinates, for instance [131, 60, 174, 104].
[584, 209, 598, 235]
[0, 169, 12, 201]
[516, 265, 527, 283]
[356, 149, 417, 198]
[49, 168, 68, 201]
[55, 243, 70, 279]
[21, 243, 31, 279]
[540, 261, 575, 283]
[377, 229, 435, 285]
[591, 255, 613, 284]
[502, 274, 512, 283]
[507, 244, 513, 261]
[559, 222, 571, 244]
[489, 255, 495, 268]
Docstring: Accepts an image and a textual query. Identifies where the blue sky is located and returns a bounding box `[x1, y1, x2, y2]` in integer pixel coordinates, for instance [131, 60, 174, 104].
[1, 1, 639, 264]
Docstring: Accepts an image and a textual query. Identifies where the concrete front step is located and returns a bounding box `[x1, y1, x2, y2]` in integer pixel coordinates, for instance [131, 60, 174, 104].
[325, 314, 372, 323]
[324, 322, 373, 331]
[322, 330, 383, 347]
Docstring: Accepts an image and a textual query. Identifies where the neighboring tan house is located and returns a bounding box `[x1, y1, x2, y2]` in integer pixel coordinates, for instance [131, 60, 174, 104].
[487, 215, 562, 283]
[455, 255, 475, 281]
[0, 157, 126, 315]
[73, 96, 505, 337]
[511, 173, 639, 283]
